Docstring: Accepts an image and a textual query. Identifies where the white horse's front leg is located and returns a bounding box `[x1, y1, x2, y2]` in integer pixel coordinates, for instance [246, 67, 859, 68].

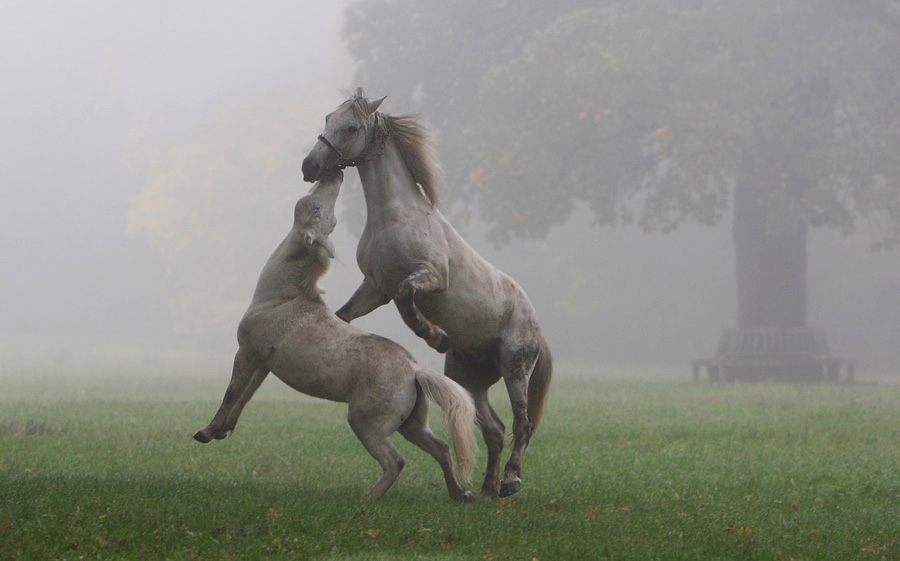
[194, 347, 263, 443]
[336, 276, 390, 322]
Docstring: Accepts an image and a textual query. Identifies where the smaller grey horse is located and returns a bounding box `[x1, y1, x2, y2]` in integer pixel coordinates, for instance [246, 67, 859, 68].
[194, 169, 476, 501]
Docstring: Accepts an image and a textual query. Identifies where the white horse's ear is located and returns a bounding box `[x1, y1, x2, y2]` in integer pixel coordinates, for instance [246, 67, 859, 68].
[303, 231, 315, 247]
[367, 96, 386, 115]
[320, 236, 335, 259]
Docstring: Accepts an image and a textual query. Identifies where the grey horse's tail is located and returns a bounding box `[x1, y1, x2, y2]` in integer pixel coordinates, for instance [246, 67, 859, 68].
[528, 334, 553, 430]
[415, 368, 477, 481]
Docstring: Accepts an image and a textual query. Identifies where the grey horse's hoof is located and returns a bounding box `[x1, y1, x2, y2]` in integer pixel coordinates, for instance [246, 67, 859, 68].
[460, 491, 476, 503]
[499, 478, 521, 498]
[193, 430, 211, 443]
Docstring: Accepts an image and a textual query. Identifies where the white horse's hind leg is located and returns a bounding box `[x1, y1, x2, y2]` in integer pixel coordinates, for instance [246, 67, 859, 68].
[194, 346, 263, 443]
[348, 407, 406, 499]
[398, 392, 474, 502]
[352, 430, 405, 499]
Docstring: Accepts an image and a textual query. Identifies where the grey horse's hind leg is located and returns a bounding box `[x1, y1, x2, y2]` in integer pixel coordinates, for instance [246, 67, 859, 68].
[194, 346, 263, 443]
[472, 389, 506, 498]
[445, 349, 503, 498]
[398, 389, 475, 502]
[498, 341, 541, 498]
[394, 263, 450, 353]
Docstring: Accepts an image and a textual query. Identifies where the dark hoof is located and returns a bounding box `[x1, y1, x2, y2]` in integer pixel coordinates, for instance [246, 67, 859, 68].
[193, 430, 211, 443]
[434, 331, 450, 354]
[458, 491, 476, 503]
[499, 478, 521, 498]
[480, 485, 499, 499]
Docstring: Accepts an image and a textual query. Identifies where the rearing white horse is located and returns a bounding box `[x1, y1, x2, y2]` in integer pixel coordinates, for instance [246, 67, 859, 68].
[194, 170, 476, 501]
[302, 89, 552, 498]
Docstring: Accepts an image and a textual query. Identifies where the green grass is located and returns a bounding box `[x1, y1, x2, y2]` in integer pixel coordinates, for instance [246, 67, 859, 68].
[2, 372, 900, 559]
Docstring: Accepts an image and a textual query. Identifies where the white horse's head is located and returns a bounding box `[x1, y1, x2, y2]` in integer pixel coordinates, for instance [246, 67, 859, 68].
[294, 168, 342, 263]
[302, 88, 386, 182]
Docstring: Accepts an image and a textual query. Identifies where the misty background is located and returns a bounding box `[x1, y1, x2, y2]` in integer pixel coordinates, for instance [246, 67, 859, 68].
[2, 1, 899, 383]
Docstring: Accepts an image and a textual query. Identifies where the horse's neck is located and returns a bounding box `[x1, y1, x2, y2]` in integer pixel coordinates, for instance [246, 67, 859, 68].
[251, 236, 325, 306]
[357, 141, 430, 220]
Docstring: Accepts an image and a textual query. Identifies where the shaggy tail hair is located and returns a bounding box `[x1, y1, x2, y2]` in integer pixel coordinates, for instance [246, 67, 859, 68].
[414, 368, 477, 480]
[527, 334, 553, 430]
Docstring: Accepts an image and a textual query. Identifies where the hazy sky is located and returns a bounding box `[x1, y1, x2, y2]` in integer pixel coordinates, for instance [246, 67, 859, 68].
[1, 1, 351, 364]
[2, 1, 897, 376]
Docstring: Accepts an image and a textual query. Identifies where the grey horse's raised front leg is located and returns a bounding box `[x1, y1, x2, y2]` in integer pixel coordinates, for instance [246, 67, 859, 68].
[394, 263, 450, 353]
[194, 347, 264, 443]
[336, 276, 391, 323]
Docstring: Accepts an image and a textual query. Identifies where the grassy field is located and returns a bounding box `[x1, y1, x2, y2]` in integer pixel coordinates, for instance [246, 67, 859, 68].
[2, 369, 899, 559]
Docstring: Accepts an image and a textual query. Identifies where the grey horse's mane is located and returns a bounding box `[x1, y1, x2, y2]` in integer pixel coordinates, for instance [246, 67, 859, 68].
[381, 113, 445, 208]
[347, 89, 445, 208]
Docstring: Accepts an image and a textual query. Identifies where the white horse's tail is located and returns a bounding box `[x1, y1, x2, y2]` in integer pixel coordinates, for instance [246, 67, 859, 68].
[415, 368, 477, 481]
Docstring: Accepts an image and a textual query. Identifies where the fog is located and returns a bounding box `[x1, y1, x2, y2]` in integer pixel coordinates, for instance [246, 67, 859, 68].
[2, 1, 899, 382]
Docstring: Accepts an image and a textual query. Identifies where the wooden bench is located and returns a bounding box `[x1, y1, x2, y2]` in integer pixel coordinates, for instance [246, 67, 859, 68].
[692, 328, 855, 382]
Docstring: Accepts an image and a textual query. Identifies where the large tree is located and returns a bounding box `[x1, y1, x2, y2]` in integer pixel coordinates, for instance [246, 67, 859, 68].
[345, 0, 900, 340]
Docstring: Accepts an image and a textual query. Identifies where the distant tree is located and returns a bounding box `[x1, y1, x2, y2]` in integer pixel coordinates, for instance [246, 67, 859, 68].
[344, 0, 900, 333]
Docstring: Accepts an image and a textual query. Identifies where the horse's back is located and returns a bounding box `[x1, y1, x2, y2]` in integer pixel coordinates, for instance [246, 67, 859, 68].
[261, 307, 418, 402]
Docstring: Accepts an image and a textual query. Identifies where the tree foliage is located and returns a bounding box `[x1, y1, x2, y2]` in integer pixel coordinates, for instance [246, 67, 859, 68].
[344, 0, 900, 246]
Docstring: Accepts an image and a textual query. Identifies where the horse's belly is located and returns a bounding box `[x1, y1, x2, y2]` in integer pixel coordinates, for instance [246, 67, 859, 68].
[419, 290, 503, 349]
[267, 333, 352, 403]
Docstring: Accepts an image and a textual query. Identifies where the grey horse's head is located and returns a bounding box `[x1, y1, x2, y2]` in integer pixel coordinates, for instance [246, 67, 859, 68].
[294, 168, 342, 264]
[302, 88, 386, 182]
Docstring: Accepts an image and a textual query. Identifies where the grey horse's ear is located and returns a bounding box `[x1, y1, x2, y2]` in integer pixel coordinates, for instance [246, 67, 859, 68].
[366, 96, 386, 115]
[303, 231, 316, 247]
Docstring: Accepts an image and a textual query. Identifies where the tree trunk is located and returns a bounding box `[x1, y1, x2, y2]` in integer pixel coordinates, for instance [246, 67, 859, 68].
[732, 178, 808, 329]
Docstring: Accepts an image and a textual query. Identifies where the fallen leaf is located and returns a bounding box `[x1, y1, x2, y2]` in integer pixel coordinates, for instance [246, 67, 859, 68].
[365, 528, 381, 538]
